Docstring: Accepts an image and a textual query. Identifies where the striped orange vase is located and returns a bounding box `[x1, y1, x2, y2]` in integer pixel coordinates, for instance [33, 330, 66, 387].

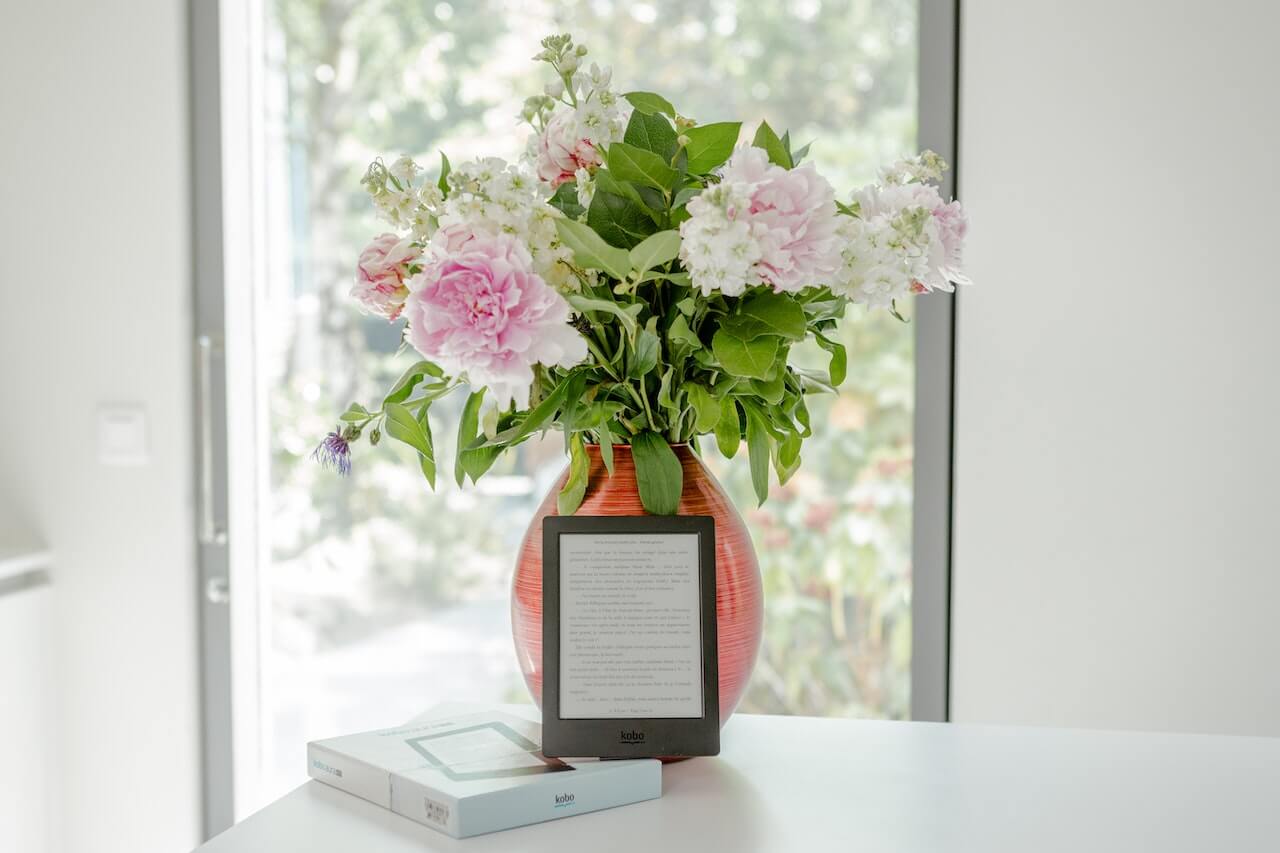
[511, 443, 763, 726]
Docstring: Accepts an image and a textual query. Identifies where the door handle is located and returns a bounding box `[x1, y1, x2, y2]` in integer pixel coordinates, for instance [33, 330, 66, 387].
[197, 335, 229, 547]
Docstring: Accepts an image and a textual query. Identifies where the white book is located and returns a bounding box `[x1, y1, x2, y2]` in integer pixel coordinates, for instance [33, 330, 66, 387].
[306, 709, 661, 838]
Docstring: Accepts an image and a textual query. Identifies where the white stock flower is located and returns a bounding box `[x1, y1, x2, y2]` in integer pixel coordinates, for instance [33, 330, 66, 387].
[678, 181, 762, 297]
[833, 179, 970, 306]
[531, 65, 628, 188]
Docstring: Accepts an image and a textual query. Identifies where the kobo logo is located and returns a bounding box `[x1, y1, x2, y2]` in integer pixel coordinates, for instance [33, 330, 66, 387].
[619, 729, 646, 744]
[554, 793, 575, 808]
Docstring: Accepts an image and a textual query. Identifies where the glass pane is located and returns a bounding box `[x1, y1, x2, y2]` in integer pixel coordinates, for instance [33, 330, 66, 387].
[249, 0, 916, 809]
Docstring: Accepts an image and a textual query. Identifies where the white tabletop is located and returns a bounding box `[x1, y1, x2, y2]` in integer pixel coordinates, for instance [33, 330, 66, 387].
[197, 710, 1280, 852]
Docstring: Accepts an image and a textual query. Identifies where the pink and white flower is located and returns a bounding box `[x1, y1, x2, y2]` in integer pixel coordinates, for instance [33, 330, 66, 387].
[534, 110, 602, 187]
[402, 231, 587, 408]
[927, 199, 971, 289]
[352, 233, 421, 320]
[680, 146, 842, 296]
[841, 182, 970, 298]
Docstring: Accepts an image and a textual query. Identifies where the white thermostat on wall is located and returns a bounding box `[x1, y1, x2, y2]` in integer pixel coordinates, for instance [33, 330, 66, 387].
[97, 404, 149, 466]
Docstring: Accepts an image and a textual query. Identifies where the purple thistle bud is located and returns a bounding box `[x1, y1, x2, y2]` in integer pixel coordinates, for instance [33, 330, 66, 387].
[313, 431, 352, 476]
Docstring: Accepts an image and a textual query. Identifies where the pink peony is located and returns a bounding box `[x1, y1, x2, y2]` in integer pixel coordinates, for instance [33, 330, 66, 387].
[721, 146, 842, 293]
[402, 232, 587, 408]
[534, 111, 601, 187]
[352, 233, 421, 321]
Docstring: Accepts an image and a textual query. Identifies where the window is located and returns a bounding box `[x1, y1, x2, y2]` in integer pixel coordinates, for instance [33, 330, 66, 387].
[205, 0, 946, 820]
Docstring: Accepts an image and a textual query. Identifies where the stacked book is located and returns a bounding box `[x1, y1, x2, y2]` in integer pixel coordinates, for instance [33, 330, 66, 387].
[307, 707, 661, 838]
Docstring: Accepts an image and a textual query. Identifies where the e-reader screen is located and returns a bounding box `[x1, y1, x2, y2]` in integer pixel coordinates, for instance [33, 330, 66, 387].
[541, 515, 719, 758]
[558, 532, 704, 719]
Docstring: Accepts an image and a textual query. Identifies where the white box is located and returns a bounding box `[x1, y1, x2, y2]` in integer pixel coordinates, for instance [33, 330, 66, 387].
[306, 709, 661, 838]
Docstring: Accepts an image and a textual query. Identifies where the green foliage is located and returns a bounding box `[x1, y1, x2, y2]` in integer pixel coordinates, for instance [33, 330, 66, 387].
[621, 111, 679, 160]
[630, 430, 683, 515]
[682, 122, 741, 174]
[557, 433, 590, 515]
[604, 142, 678, 190]
[586, 187, 657, 248]
[554, 218, 631, 279]
[623, 91, 676, 117]
[752, 120, 793, 168]
[627, 230, 681, 274]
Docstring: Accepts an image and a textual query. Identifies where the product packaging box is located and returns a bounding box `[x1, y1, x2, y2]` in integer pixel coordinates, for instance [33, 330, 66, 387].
[306, 709, 661, 838]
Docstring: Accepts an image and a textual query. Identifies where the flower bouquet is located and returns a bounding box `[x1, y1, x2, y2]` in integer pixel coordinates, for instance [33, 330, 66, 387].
[320, 33, 970, 518]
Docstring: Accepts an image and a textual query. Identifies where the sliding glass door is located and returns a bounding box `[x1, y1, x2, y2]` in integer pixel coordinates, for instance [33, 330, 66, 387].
[195, 0, 956, 832]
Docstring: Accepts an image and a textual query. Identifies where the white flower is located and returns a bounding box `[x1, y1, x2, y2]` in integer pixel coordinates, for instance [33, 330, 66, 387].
[832, 179, 970, 306]
[388, 156, 421, 186]
[678, 181, 761, 297]
[573, 167, 596, 209]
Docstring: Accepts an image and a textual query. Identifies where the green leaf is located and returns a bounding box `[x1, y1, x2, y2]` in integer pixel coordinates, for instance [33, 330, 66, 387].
[667, 314, 702, 351]
[566, 293, 641, 336]
[628, 230, 681, 273]
[715, 397, 741, 458]
[752, 120, 793, 168]
[605, 142, 678, 191]
[686, 384, 720, 433]
[739, 291, 807, 339]
[476, 371, 583, 448]
[454, 389, 488, 485]
[628, 328, 660, 378]
[711, 330, 779, 380]
[623, 91, 676, 117]
[588, 189, 659, 249]
[672, 187, 701, 208]
[598, 420, 615, 475]
[339, 402, 370, 423]
[383, 360, 444, 406]
[793, 391, 812, 437]
[743, 404, 772, 505]
[622, 109, 678, 159]
[548, 181, 585, 219]
[750, 370, 785, 404]
[815, 333, 847, 386]
[683, 122, 741, 174]
[594, 169, 652, 213]
[774, 428, 802, 485]
[554, 218, 632, 279]
[657, 367, 679, 420]
[557, 434, 590, 515]
[437, 151, 451, 196]
[416, 404, 436, 488]
[384, 402, 432, 458]
[385, 402, 436, 488]
[675, 296, 697, 316]
[630, 431, 683, 515]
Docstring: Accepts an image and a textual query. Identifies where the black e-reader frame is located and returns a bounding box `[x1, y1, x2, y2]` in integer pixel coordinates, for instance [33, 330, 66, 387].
[541, 515, 720, 758]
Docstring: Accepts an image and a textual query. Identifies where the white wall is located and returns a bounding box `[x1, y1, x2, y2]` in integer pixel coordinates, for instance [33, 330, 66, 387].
[0, 2, 201, 851]
[953, 0, 1280, 735]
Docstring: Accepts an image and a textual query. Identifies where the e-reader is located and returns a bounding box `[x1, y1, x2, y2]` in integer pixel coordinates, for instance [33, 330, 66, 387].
[541, 515, 720, 758]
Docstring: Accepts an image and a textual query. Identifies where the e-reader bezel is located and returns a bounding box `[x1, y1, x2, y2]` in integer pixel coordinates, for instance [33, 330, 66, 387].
[541, 514, 720, 759]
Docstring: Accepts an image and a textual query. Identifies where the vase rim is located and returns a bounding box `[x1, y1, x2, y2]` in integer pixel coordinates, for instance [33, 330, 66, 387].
[581, 441, 690, 449]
